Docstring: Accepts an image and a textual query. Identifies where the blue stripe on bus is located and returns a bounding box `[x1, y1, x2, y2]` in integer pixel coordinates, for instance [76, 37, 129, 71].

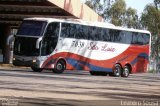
[118, 55, 130, 63]
[66, 58, 112, 72]
[131, 53, 149, 65]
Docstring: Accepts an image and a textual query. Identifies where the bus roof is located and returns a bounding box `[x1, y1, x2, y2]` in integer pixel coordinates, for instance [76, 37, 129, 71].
[24, 17, 151, 34]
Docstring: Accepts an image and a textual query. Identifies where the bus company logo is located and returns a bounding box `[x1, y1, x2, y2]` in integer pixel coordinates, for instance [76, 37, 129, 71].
[71, 40, 116, 52]
[88, 42, 99, 50]
[101, 44, 116, 52]
[88, 42, 116, 52]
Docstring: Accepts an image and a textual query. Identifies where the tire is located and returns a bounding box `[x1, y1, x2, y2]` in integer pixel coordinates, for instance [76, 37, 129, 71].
[112, 64, 121, 77]
[121, 65, 130, 77]
[31, 67, 43, 72]
[53, 60, 65, 74]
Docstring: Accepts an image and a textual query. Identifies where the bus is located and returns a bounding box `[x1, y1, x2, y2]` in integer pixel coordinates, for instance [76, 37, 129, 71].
[13, 18, 151, 77]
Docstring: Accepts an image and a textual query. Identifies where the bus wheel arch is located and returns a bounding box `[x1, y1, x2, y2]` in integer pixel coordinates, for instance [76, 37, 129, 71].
[53, 58, 66, 74]
[121, 64, 132, 77]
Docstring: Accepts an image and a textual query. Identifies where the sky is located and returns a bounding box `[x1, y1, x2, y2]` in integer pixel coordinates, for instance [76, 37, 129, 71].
[81, 0, 154, 16]
[125, 0, 153, 16]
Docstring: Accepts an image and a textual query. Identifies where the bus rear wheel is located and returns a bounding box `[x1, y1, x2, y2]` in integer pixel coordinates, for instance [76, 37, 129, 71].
[52, 60, 66, 74]
[111, 64, 121, 77]
[121, 65, 130, 77]
[31, 67, 43, 72]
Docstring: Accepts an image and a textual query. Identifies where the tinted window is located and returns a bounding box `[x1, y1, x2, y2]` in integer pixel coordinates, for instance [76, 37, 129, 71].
[61, 23, 88, 39]
[143, 34, 150, 45]
[131, 32, 150, 45]
[17, 20, 47, 36]
[61, 23, 150, 45]
[76, 25, 88, 39]
[45, 22, 60, 37]
[103, 29, 111, 42]
[14, 37, 39, 56]
[61, 23, 75, 38]
[41, 22, 59, 55]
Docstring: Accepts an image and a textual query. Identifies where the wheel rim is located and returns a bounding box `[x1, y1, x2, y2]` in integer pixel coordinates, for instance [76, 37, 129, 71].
[115, 67, 120, 76]
[56, 63, 63, 71]
[124, 67, 129, 77]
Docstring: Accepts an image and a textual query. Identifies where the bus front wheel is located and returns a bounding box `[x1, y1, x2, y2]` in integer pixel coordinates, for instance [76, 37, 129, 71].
[52, 60, 66, 74]
[31, 67, 43, 72]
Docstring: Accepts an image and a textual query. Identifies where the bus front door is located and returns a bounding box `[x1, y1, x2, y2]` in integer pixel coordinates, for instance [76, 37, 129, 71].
[41, 22, 59, 56]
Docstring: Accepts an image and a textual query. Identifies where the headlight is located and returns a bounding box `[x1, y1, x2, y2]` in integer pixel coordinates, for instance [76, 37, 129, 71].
[32, 60, 36, 63]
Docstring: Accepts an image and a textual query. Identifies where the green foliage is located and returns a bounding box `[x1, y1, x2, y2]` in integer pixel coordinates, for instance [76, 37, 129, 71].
[125, 8, 139, 28]
[85, 0, 103, 14]
[108, 0, 126, 26]
[85, 0, 138, 27]
[141, 4, 160, 35]
[140, 3, 160, 62]
[85, 0, 159, 32]
[154, 0, 160, 9]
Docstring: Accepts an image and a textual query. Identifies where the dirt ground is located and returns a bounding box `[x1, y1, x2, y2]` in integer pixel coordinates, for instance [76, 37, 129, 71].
[0, 67, 159, 106]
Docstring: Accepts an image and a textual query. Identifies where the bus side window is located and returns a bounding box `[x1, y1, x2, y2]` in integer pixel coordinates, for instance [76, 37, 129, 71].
[97, 28, 103, 41]
[61, 23, 75, 38]
[114, 30, 121, 43]
[131, 32, 138, 45]
[88, 27, 92, 40]
[61, 23, 68, 37]
[145, 34, 150, 44]
[88, 26, 96, 41]
[131, 32, 144, 45]
[103, 29, 110, 42]
[72, 24, 88, 40]
[75, 24, 81, 39]
[95, 27, 103, 41]
[109, 29, 115, 42]
[125, 31, 132, 44]
[82, 25, 88, 39]
[70, 24, 76, 38]
[45, 22, 59, 37]
[141, 34, 150, 45]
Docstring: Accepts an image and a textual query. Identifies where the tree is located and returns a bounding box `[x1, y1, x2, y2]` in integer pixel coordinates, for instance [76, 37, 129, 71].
[141, 4, 160, 66]
[141, 4, 160, 35]
[124, 7, 139, 28]
[85, 0, 139, 28]
[85, 0, 103, 14]
[107, 0, 126, 26]
[85, 0, 114, 20]
[154, 0, 160, 9]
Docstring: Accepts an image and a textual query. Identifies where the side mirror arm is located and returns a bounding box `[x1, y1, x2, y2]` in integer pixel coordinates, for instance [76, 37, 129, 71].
[36, 37, 42, 49]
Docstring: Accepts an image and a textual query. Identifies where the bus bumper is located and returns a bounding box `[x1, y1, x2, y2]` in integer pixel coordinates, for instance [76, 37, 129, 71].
[13, 58, 40, 68]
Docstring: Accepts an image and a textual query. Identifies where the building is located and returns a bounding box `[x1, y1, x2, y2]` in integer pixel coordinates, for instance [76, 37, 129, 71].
[0, 0, 103, 63]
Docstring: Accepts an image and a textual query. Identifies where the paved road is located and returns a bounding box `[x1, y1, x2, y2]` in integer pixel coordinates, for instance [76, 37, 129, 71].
[0, 67, 159, 106]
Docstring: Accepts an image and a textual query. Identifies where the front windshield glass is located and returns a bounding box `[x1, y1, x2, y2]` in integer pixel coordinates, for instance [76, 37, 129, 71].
[17, 20, 47, 36]
[14, 37, 40, 56]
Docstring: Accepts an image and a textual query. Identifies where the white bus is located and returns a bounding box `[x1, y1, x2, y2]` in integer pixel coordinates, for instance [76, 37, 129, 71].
[13, 18, 151, 77]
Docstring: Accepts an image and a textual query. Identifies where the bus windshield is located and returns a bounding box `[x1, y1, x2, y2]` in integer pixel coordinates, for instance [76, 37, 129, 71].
[14, 37, 40, 56]
[17, 20, 47, 36]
